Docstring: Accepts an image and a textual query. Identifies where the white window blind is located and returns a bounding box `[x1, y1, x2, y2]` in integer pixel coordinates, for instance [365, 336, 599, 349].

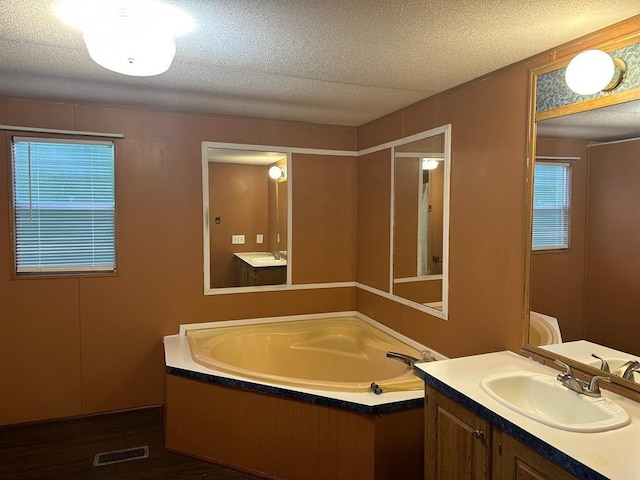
[532, 161, 570, 251]
[11, 137, 116, 273]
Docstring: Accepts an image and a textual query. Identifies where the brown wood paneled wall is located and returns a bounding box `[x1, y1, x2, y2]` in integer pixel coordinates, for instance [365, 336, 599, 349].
[1, 15, 638, 426]
[0, 99, 357, 425]
[355, 17, 640, 360]
[585, 138, 640, 355]
[165, 374, 423, 480]
[531, 137, 589, 343]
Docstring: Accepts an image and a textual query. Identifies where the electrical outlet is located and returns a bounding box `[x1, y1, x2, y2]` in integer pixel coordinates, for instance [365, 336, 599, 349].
[232, 235, 245, 244]
[256, 234, 264, 244]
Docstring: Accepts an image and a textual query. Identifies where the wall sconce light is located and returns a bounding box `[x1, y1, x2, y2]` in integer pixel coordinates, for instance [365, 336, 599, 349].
[565, 49, 626, 95]
[269, 166, 285, 180]
[56, 0, 194, 77]
[422, 158, 440, 170]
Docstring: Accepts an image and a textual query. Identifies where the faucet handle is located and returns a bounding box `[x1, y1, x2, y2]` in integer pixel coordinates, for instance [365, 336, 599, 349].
[554, 359, 573, 377]
[591, 354, 610, 373]
[587, 375, 611, 396]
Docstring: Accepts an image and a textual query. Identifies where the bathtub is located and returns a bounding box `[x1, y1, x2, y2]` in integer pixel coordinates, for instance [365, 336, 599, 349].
[185, 316, 427, 393]
[164, 313, 440, 480]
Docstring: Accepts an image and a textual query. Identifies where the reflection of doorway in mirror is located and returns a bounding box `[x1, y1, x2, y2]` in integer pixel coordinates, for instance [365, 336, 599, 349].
[419, 180, 429, 275]
[426, 163, 444, 275]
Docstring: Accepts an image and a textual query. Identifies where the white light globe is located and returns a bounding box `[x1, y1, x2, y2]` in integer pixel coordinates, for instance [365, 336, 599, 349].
[83, 30, 176, 76]
[269, 166, 283, 179]
[565, 50, 615, 95]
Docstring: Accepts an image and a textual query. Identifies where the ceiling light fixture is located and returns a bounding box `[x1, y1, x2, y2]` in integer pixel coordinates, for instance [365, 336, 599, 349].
[55, 0, 194, 77]
[564, 49, 626, 96]
[422, 158, 439, 170]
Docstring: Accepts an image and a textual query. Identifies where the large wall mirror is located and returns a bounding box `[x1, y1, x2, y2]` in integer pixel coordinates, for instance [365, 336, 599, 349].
[525, 35, 640, 392]
[201, 143, 291, 293]
[392, 125, 451, 319]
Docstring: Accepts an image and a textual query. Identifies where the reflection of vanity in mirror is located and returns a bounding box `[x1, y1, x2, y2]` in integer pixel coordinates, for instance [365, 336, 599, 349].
[393, 125, 450, 319]
[525, 37, 640, 390]
[203, 146, 289, 290]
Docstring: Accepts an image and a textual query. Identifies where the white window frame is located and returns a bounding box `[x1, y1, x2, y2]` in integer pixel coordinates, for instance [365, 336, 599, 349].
[532, 159, 572, 252]
[10, 135, 117, 275]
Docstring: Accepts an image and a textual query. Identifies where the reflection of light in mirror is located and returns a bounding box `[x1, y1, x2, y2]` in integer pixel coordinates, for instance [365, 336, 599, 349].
[422, 158, 439, 170]
[269, 165, 284, 179]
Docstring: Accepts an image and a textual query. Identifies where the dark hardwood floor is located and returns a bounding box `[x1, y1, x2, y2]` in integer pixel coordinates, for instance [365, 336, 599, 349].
[0, 407, 261, 480]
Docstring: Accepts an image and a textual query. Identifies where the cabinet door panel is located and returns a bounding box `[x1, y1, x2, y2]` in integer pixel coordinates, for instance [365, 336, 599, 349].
[492, 428, 578, 480]
[426, 387, 490, 480]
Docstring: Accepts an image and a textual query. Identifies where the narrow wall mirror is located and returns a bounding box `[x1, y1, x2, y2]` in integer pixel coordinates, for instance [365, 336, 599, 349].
[392, 125, 451, 319]
[525, 36, 640, 391]
[202, 144, 290, 293]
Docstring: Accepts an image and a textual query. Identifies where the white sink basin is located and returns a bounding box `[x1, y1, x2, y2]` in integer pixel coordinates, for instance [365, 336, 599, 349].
[235, 252, 288, 268]
[252, 256, 286, 265]
[480, 371, 630, 432]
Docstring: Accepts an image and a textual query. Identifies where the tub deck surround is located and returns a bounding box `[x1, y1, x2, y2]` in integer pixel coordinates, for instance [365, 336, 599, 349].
[414, 351, 640, 480]
[164, 314, 432, 479]
[164, 314, 438, 414]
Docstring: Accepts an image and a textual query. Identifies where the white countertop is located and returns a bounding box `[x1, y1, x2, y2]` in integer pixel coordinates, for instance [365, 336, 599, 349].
[415, 351, 640, 480]
[234, 252, 287, 268]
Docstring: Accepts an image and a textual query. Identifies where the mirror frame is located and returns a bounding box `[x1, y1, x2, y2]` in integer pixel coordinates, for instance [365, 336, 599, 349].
[390, 124, 452, 320]
[201, 141, 293, 295]
[523, 31, 640, 393]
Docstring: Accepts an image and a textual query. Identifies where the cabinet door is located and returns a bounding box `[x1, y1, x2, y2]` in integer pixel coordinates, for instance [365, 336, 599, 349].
[425, 386, 490, 480]
[492, 428, 578, 480]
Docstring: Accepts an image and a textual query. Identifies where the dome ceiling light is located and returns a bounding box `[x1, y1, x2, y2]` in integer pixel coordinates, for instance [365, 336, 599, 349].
[55, 0, 194, 77]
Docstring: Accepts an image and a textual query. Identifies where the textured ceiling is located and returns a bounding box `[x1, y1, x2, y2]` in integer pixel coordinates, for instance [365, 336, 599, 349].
[1, 1, 639, 126]
[538, 100, 640, 142]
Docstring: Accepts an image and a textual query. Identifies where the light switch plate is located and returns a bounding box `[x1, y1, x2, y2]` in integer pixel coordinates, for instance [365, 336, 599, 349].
[256, 234, 263, 244]
[232, 235, 245, 244]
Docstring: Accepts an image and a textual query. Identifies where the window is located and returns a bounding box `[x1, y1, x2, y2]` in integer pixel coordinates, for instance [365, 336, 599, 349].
[11, 137, 116, 274]
[532, 161, 570, 251]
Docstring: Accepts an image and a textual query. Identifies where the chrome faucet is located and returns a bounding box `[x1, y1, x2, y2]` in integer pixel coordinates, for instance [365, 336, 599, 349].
[271, 251, 281, 260]
[386, 351, 420, 368]
[591, 353, 610, 373]
[618, 360, 640, 381]
[555, 359, 610, 397]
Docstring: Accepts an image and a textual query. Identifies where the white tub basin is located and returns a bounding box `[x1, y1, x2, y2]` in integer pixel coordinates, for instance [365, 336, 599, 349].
[480, 371, 630, 432]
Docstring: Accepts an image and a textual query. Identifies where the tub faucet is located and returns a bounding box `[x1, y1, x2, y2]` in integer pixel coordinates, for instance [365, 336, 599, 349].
[386, 351, 420, 368]
[555, 359, 610, 397]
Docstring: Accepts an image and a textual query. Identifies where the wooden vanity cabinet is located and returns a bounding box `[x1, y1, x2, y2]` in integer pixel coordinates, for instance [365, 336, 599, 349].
[425, 385, 579, 480]
[234, 256, 286, 286]
[425, 385, 491, 479]
[492, 428, 579, 480]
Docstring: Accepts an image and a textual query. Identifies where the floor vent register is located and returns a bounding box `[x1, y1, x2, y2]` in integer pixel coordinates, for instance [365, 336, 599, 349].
[93, 445, 149, 466]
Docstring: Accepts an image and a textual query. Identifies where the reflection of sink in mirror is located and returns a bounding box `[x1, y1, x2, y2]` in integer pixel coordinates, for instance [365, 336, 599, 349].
[205, 146, 289, 289]
[252, 257, 287, 266]
[235, 252, 288, 268]
[480, 371, 630, 433]
[585, 358, 640, 383]
[541, 340, 640, 385]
